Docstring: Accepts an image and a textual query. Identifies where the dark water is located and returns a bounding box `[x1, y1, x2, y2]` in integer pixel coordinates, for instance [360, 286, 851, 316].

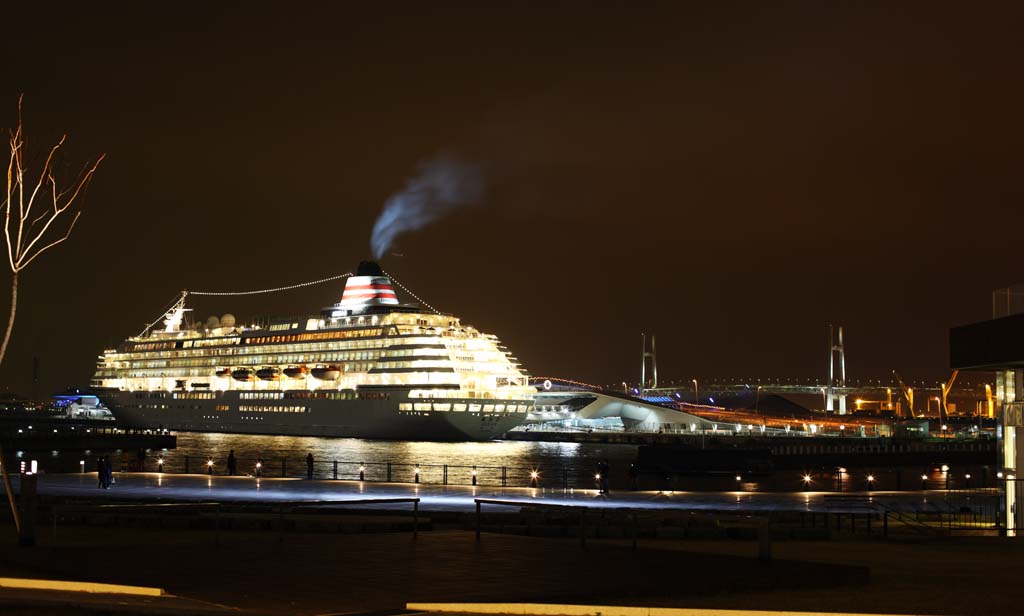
[18, 431, 998, 492]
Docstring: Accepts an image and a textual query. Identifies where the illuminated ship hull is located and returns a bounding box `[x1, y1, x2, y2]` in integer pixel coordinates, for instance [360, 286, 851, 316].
[91, 261, 534, 442]
[96, 388, 530, 441]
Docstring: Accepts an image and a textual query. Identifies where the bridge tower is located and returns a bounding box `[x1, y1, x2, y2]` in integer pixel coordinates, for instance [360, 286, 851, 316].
[640, 333, 657, 393]
[826, 324, 847, 414]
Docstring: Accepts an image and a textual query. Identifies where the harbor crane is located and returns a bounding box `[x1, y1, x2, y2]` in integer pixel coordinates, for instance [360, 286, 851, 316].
[892, 370, 914, 418]
[939, 370, 959, 422]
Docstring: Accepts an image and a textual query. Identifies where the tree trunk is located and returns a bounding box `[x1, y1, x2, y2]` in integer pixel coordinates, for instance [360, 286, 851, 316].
[0, 272, 21, 535]
[0, 271, 17, 367]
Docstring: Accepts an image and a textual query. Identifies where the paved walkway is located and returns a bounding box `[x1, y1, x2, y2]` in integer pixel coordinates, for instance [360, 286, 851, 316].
[16, 472, 961, 513]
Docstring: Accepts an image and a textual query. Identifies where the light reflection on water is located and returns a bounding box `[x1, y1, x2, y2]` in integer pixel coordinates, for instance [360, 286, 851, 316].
[170, 431, 634, 484]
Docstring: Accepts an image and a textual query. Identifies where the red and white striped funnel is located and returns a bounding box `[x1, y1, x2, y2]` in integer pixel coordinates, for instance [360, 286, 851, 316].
[339, 261, 399, 308]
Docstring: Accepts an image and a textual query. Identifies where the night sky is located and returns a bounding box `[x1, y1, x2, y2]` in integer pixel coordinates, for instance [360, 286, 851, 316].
[2, 3, 1023, 398]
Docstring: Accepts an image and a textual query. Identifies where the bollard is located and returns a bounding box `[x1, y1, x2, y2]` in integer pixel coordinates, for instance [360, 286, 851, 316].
[359, 463, 365, 481]
[207, 458, 214, 475]
[387, 462, 392, 482]
[282, 459, 286, 478]
[501, 466, 507, 487]
[443, 464, 448, 485]
[472, 466, 477, 486]
[185, 455, 190, 474]
[414, 465, 420, 483]
[333, 460, 338, 480]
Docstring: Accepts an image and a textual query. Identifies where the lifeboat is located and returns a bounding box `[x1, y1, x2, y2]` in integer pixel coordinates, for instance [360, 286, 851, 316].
[311, 365, 341, 381]
[283, 365, 308, 379]
[231, 368, 254, 382]
[256, 367, 281, 381]
[215, 368, 231, 378]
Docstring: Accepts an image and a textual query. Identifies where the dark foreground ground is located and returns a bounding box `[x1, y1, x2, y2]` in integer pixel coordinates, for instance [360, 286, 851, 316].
[0, 521, 1021, 615]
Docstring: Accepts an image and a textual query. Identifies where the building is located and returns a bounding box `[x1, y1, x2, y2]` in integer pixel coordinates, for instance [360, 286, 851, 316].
[949, 285, 1024, 534]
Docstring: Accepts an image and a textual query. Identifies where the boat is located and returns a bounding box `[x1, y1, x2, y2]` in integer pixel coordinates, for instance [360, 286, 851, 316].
[90, 261, 534, 441]
[283, 366, 307, 379]
[256, 367, 281, 381]
[310, 365, 341, 381]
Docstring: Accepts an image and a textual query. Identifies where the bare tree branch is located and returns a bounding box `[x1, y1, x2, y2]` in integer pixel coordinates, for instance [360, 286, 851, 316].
[0, 95, 104, 540]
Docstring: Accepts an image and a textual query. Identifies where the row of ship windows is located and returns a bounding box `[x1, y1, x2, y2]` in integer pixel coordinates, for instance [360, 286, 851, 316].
[121, 334, 426, 360]
[398, 403, 529, 413]
[129, 327, 385, 353]
[245, 329, 383, 345]
[99, 362, 377, 379]
[238, 405, 308, 413]
[113, 336, 500, 364]
[110, 352, 381, 370]
[135, 390, 388, 401]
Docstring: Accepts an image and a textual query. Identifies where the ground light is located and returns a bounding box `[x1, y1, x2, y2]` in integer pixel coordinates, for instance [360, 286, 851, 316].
[157, 458, 164, 472]
[921, 474, 928, 489]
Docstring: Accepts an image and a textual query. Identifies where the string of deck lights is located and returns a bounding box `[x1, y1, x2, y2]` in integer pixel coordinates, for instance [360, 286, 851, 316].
[189, 272, 354, 296]
[383, 270, 441, 315]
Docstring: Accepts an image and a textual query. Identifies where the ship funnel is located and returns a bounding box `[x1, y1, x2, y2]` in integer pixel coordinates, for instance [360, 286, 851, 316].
[339, 261, 399, 309]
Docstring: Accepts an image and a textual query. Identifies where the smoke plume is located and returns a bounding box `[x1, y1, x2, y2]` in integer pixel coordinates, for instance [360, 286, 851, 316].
[370, 156, 484, 259]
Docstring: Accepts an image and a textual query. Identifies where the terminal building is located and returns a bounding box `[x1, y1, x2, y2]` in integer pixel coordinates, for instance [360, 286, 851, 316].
[949, 285, 1024, 534]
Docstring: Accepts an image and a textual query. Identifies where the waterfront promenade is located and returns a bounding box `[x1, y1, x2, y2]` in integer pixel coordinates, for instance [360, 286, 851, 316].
[15, 472, 962, 514]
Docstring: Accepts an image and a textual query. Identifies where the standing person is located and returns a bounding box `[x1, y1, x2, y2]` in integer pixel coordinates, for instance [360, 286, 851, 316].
[97, 456, 107, 489]
[306, 453, 314, 480]
[227, 450, 237, 476]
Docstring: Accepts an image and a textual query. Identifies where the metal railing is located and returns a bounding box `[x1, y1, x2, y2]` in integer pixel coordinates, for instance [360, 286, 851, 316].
[472, 498, 771, 560]
[72, 453, 583, 489]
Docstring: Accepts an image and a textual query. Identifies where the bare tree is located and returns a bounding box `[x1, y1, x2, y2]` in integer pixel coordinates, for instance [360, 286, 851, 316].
[0, 97, 104, 537]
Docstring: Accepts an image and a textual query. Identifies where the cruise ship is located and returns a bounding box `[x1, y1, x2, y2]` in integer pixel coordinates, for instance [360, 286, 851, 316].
[91, 262, 534, 440]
